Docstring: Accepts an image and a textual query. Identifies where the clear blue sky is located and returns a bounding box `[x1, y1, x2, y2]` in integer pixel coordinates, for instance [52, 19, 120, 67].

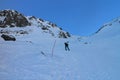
[1, 0, 120, 36]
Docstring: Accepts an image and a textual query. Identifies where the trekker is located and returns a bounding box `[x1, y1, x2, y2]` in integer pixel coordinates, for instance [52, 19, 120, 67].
[64, 41, 70, 51]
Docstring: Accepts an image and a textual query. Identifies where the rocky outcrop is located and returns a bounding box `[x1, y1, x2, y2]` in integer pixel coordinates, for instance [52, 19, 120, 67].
[0, 10, 30, 27]
[1, 34, 16, 41]
[59, 31, 71, 38]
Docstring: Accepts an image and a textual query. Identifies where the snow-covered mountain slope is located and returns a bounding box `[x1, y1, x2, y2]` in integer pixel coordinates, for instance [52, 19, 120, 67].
[81, 17, 120, 43]
[0, 10, 120, 80]
[0, 10, 70, 39]
[92, 17, 120, 38]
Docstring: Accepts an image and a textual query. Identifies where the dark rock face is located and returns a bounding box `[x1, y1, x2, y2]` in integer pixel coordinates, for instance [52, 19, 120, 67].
[1, 34, 16, 41]
[59, 31, 71, 38]
[0, 10, 30, 28]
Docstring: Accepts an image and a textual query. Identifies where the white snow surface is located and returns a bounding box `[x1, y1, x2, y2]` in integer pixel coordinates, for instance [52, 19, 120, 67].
[0, 18, 120, 80]
[0, 16, 5, 22]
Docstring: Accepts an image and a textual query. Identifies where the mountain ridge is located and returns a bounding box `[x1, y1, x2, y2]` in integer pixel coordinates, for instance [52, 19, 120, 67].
[0, 9, 71, 40]
[1, 9, 120, 41]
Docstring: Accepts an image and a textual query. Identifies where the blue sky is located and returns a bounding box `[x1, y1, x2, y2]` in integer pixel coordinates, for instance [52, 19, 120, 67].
[1, 0, 120, 36]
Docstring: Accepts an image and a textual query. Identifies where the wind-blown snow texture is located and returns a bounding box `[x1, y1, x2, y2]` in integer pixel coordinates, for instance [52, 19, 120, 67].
[0, 10, 120, 80]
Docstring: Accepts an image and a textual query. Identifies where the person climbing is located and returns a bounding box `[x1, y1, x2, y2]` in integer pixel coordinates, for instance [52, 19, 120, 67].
[64, 41, 70, 51]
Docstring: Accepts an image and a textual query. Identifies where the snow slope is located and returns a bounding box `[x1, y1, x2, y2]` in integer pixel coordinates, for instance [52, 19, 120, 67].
[0, 12, 120, 80]
[0, 34, 120, 80]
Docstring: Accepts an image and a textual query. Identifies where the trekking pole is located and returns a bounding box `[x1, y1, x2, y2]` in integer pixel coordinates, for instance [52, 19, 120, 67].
[52, 40, 56, 57]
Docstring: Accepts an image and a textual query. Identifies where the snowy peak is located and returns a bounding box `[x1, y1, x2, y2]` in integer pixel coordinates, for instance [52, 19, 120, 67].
[0, 10, 71, 39]
[93, 17, 120, 38]
[27, 16, 57, 28]
[27, 16, 71, 38]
